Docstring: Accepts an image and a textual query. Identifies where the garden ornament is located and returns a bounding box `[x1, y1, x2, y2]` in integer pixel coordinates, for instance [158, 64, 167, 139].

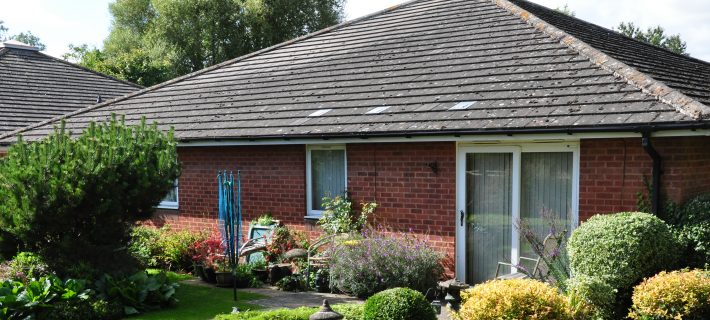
[309, 299, 343, 320]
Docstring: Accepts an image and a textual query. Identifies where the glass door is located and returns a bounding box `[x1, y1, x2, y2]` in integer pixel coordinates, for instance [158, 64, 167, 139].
[465, 153, 514, 284]
[456, 143, 578, 284]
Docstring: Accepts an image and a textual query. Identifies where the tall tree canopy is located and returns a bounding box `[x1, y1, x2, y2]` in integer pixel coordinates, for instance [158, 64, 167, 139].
[0, 21, 46, 50]
[64, 0, 345, 86]
[616, 22, 688, 55]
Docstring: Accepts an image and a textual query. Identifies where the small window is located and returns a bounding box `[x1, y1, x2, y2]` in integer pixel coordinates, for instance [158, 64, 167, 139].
[158, 180, 179, 210]
[306, 145, 347, 218]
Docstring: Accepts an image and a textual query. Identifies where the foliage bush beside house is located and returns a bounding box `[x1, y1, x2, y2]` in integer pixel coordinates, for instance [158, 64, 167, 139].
[0, 116, 180, 277]
[567, 212, 679, 317]
[0, 118, 183, 318]
[628, 269, 710, 320]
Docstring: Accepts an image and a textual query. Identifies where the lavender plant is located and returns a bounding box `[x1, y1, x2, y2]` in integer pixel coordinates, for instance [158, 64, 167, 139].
[329, 228, 443, 298]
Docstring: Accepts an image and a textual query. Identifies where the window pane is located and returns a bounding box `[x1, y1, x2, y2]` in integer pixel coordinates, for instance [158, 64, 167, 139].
[162, 180, 178, 203]
[520, 152, 573, 260]
[311, 150, 346, 210]
[465, 153, 512, 284]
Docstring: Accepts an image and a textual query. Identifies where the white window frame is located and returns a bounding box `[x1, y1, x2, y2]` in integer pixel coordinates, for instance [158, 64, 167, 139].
[454, 142, 580, 281]
[306, 145, 347, 219]
[157, 179, 179, 210]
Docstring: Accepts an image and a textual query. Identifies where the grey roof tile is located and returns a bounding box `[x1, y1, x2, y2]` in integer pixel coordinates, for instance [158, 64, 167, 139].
[0, 46, 141, 135]
[2, 0, 708, 144]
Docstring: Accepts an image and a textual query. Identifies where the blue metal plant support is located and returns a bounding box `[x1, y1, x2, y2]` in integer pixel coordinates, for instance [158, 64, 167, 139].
[218, 170, 242, 302]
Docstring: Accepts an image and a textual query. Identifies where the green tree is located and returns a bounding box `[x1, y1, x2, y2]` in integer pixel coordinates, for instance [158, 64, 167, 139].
[554, 4, 575, 17]
[67, 0, 344, 86]
[0, 116, 180, 277]
[0, 21, 46, 50]
[616, 22, 688, 55]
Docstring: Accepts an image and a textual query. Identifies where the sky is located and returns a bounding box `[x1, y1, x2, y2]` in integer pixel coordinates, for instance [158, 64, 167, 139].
[0, 0, 708, 62]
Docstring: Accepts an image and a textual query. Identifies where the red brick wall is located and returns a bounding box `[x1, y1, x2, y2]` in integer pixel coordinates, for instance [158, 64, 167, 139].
[149, 142, 458, 270]
[149, 145, 307, 235]
[579, 136, 710, 221]
[346, 143, 457, 267]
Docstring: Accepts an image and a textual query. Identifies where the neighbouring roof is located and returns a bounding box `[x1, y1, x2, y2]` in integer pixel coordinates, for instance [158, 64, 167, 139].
[2, 0, 709, 145]
[0, 41, 141, 135]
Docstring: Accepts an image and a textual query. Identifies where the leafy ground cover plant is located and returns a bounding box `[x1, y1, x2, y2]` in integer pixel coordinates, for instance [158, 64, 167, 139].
[330, 228, 443, 298]
[0, 251, 51, 283]
[456, 279, 572, 320]
[363, 287, 435, 320]
[628, 269, 710, 320]
[0, 275, 93, 319]
[0, 116, 180, 277]
[95, 271, 178, 316]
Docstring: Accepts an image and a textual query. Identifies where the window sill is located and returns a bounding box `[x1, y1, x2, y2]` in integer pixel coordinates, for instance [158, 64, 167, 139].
[304, 215, 321, 221]
[157, 202, 179, 210]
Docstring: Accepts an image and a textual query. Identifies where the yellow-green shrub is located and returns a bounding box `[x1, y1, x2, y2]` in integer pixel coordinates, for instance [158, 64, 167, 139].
[628, 269, 710, 320]
[457, 279, 572, 320]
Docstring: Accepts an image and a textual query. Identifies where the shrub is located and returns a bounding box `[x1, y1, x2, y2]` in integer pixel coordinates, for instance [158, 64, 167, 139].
[628, 269, 710, 320]
[264, 226, 308, 264]
[215, 304, 363, 320]
[276, 274, 307, 292]
[566, 275, 616, 320]
[0, 251, 51, 283]
[568, 212, 678, 312]
[39, 298, 123, 320]
[128, 226, 163, 268]
[318, 194, 377, 235]
[129, 225, 208, 272]
[330, 229, 443, 298]
[0, 117, 180, 276]
[363, 287, 435, 320]
[673, 194, 710, 269]
[457, 279, 571, 320]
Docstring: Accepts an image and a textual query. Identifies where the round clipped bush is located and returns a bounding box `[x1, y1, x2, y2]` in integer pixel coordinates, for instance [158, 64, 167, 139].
[363, 287, 436, 320]
[628, 269, 710, 320]
[568, 212, 678, 291]
[457, 279, 571, 320]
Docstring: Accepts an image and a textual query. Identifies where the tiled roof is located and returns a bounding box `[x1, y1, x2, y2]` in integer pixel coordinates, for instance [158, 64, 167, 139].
[0, 44, 140, 135]
[2, 0, 709, 145]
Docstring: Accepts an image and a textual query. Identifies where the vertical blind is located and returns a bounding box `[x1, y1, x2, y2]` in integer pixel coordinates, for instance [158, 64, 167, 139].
[520, 152, 573, 259]
[466, 153, 512, 284]
[311, 150, 346, 210]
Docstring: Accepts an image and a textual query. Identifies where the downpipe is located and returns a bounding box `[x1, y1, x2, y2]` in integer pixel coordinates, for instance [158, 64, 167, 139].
[641, 132, 662, 215]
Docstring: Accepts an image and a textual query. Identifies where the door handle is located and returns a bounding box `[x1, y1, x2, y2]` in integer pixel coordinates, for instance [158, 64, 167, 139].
[460, 210, 465, 226]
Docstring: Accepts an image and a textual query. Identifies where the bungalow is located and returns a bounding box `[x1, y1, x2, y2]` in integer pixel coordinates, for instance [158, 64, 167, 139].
[1, 0, 709, 284]
[0, 40, 140, 156]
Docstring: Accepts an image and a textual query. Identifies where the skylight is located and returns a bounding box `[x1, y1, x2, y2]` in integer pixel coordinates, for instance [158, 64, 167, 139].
[366, 106, 390, 114]
[308, 109, 332, 117]
[449, 101, 476, 110]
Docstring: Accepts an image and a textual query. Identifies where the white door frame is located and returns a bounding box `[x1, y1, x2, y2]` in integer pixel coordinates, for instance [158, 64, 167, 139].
[454, 142, 580, 281]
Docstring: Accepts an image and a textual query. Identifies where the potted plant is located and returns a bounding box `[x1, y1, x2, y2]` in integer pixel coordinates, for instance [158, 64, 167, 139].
[213, 256, 234, 287]
[200, 237, 224, 284]
[189, 239, 208, 282]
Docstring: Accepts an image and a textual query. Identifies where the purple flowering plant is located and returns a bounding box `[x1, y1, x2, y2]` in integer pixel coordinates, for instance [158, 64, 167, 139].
[329, 227, 443, 298]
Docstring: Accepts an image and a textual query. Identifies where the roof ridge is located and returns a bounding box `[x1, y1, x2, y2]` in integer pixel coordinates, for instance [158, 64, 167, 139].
[0, 0, 427, 142]
[492, 0, 710, 120]
[39, 51, 144, 90]
[512, 0, 710, 68]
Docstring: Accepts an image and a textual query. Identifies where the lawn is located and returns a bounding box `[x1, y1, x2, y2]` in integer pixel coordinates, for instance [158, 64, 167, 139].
[128, 282, 265, 320]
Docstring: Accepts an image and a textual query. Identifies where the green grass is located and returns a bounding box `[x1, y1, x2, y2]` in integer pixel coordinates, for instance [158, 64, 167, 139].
[146, 268, 195, 282]
[128, 283, 265, 320]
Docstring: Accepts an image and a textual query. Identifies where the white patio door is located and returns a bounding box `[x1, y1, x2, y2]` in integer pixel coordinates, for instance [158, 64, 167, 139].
[455, 143, 579, 284]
